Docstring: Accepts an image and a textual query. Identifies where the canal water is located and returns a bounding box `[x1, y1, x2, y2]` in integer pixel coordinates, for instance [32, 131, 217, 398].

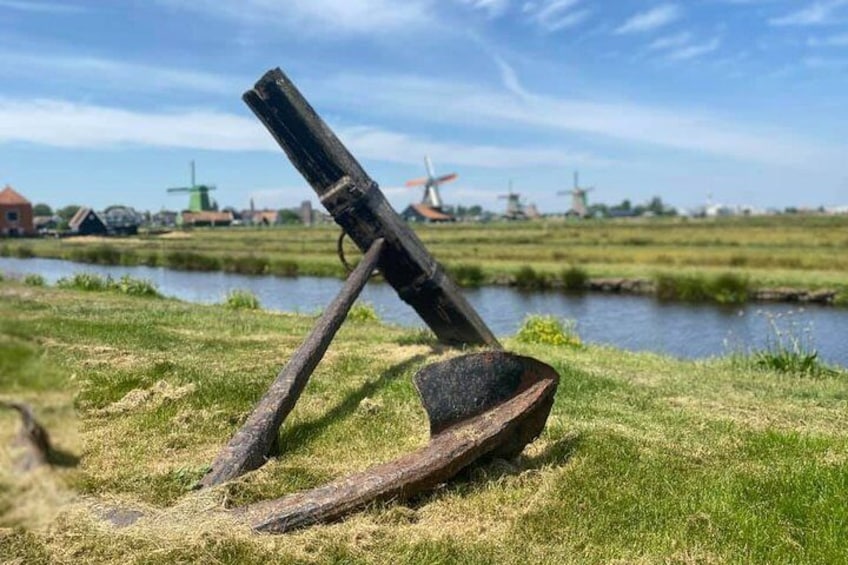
[2, 257, 846, 367]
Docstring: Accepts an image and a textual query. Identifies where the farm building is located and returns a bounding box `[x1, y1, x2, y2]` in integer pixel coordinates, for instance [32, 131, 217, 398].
[69, 207, 108, 236]
[101, 205, 143, 235]
[400, 203, 455, 223]
[0, 185, 35, 236]
[180, 210, 234, 227]
[250, 210, 279, 226]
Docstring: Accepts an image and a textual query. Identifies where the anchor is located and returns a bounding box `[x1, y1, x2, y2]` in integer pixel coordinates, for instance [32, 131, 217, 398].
[198, 68, 561, 532]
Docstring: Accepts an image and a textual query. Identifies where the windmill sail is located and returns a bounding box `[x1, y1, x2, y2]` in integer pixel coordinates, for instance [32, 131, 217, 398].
[406, 156, 457, 210]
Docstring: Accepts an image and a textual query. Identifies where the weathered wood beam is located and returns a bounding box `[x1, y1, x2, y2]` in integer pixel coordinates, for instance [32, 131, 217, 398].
[243, 68, 499, 349]
[200, 238, 386, 488]
[235, 354, 559, 533]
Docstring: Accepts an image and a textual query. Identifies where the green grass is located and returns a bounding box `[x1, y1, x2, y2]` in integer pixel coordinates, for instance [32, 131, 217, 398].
[1, 279, 847, 563]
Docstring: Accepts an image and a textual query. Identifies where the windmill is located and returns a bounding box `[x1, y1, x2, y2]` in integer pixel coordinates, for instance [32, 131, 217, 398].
[499, 180, 526, 220]
[167, 161, 217, 212]
[405, 156, 457, 211]
[558, 171, 594, 218]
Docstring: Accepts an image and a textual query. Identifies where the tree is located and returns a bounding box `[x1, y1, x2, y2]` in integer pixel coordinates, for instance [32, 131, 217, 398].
[33, 203, 53, 216]
[646, 196, 665, 215]
[56, 205, 81, 221]
[278, 209, 302, 224]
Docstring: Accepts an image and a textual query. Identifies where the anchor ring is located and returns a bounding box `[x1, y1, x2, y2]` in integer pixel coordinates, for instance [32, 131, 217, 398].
[337, 231, 381, 278]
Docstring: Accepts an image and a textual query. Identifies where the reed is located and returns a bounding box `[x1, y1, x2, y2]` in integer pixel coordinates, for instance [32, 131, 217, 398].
[55, 272, 160, 297]
[23, 274, 45, 287]
[224, 289, 260, 310]
[560, 266, 588, 292]
[735, 311, 840, 377]
[13, 245, 34, 259]
[448, 263, 485, 288]
[514, 265, 551, 290]
[656, 272, 749, 304]
[56, 272, 109, 291]
[270, 259, 299, 277]
[221, 255, 270, 276]
[164, 250, 221, 271]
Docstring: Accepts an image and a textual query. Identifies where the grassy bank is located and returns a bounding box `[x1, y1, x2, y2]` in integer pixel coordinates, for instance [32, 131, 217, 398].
[1, 278, 847, 563]
[2, 215, 847, 305]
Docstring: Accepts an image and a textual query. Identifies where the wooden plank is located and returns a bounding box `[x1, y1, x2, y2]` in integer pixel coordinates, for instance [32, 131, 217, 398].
[200, 239, 386, 488]
[243, 68, 499, 348]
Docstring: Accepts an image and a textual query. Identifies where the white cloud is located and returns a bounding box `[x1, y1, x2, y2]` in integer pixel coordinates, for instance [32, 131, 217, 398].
[493, 57, 532, 99]
[803, 56, 848, 68]
[458, 0, 509, 17]
[0, 99, 272, 151]
[615, 4, 681, 34]
[0, 52, 241, 95]
[0, 98, 598, 169]
[0, 0, 84, 13]
[320, 71, 839, 167]
[648, 32, 692, 50]
[667, 37, 721, 60]
[339, 125, 603, 168]
[523, 0, 590, 32]
[769, 0, 848, 26]
[157, 0, 435, 35]
[807, 32, 848, 45]
[247, 187, 313, 209]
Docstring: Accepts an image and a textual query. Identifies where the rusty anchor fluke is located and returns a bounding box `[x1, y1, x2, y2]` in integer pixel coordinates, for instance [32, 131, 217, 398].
[235, 352, 559, 533]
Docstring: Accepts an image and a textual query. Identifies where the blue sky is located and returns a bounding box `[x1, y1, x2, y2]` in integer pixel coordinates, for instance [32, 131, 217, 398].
[1, 0, 847, 214]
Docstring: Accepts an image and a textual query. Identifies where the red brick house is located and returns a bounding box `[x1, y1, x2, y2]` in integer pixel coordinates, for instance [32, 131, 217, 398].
[0, 185, 35, 236]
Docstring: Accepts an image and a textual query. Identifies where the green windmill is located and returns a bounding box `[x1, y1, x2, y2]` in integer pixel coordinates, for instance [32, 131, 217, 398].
[167, 161, 217, 212]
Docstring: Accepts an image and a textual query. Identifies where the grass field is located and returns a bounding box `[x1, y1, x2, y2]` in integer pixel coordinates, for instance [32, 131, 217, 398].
[3, 215, 848, 301]
[1, 279, 847, 563]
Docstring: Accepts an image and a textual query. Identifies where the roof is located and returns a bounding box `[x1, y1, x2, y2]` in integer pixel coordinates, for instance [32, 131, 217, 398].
[408, 203, 454, 222]
[0, 185, 31, 206]
[182, 211, 234, 223]
[252, 210, 278, 223]
[69, 207, 104, 229]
